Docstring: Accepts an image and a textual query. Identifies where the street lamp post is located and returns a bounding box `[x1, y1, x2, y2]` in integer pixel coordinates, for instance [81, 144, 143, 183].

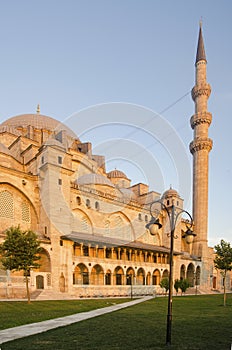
[146, 199, 195, 347]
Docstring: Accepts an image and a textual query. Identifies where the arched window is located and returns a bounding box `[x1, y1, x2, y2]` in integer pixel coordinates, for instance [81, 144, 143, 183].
[187, 263, 195, 287]
[76, 196, 81, 205]
[95, 201, 100, 211]
[86, 199, 91, 208]
[0, 190, 13, 218]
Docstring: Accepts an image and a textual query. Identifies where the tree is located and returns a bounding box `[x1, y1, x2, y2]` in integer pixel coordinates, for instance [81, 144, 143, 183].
[179, 279, 189, 295]
[0, 226, 41, 303]
[174, 279, 180, 295]
[160, 277, 169, 295]
[214, 239, 232, 306]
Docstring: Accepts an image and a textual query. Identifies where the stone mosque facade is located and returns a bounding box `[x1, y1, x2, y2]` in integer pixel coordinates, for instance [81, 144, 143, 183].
[0, 26, 228, 298]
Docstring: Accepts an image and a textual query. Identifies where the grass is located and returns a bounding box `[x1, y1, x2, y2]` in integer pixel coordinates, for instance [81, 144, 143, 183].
[1, 294, 232, 350]
[0, 298, 129, 329]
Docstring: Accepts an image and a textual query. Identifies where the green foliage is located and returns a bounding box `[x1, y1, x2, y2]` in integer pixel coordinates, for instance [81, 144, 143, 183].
[214, 239, 232, 276]
[214, 239, 232, 306]
[174, 279, 180, 294]
[179, 278, 190, 295]
[0, 226, 41, 273]
[0, 226, 41, 303]
[160, 277, 169, 293]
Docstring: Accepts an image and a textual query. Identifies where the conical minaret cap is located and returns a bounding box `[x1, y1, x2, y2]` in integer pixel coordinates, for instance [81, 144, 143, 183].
[195, 23, 207, 65]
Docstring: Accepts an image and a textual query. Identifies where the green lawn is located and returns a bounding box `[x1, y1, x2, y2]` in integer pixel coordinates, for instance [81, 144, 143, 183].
[1, 294, 232, 350]
[0, 299, 128, 329]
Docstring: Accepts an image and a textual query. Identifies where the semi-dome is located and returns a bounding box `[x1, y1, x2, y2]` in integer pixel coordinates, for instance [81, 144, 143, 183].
[75, 173, 115, 187]
[0, 113, 77, 138]
[107, 169, 128, 179]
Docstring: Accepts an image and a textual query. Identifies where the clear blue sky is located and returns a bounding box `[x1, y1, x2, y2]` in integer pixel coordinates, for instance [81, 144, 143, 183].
[0, 0, 231, 247]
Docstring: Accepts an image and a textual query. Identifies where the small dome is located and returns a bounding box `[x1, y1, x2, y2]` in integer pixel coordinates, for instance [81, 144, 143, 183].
[0, 114, 77, 139]
[162, 187, 179, 199]
[107, 169, 128, 179]
[75, 173, 115, 187]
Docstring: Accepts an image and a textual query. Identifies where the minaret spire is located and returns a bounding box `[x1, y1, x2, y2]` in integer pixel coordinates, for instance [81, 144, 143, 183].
[189, 24, 213, 260]
[195, 21, 207, 64]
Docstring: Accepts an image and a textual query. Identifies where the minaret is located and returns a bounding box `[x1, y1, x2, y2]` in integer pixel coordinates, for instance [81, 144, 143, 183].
[189, 23, 213, 257]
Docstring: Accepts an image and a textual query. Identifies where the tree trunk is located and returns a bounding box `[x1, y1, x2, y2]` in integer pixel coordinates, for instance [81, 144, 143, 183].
[25, 274, 31, 304]
[223, 274, 226, 307]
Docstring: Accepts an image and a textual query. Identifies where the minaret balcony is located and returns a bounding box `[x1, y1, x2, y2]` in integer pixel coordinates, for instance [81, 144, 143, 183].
[191, 83, 211, 101]
[190, 112, 212, 129]
[189, 138, 213, 154]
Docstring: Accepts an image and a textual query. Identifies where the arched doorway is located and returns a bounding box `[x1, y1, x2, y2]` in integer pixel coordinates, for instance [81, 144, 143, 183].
[180, 264, 186, 280]
[152, 269, 161, 285]
[36, 275, 44, 289]
[91, 264, 104, 285]
[73, 263, 89, 285]
[137, 268, 145, 285]
[114, 266, 124, 285]
[105, 269, 111, 285]
[126, 267, 134, 285]
[187, 263, 195, 287]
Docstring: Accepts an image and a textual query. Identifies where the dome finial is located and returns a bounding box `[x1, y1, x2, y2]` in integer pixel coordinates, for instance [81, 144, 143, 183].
[37, 104, 40, 114]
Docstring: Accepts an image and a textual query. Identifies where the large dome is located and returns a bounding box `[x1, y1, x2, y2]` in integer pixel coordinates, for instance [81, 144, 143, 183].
[0, 113, 77, 138]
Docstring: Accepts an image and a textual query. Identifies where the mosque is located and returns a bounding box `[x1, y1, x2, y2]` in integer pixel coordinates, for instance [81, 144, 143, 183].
[0, 26, 227, 298]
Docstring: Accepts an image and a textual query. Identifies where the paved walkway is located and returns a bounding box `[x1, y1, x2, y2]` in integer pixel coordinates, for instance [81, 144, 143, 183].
[0, 296, 153, 345]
